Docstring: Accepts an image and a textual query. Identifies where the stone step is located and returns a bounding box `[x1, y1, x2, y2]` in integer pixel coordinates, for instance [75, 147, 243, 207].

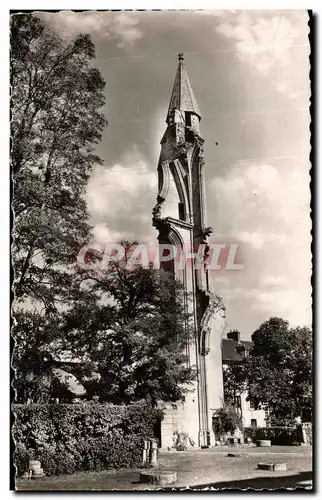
[139, 470, 177, 485]
[256, 440, 271, 447]
[258, 462, 287, 471]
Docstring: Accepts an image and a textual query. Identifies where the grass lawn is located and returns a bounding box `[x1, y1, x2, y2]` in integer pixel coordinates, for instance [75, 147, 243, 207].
[15, 445, 313, 491]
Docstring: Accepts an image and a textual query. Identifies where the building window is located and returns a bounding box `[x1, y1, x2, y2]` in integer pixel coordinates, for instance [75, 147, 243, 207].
[251, 419, 257, 428]
[185, 112, 191, 126]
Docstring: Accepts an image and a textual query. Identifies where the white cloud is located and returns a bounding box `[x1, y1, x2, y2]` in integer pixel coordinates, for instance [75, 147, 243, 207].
[213, 162, 310, 229]
[261, 275, 288, 288]
[231, 230, 287, 250]
[87, 146, 156, 219]
[111, 12, 143, 48]
[212, 159, 311, 327]
[213, 276, 230, 286]
[250, 288, 311, 327]
[215, 11, 309, 96]
[234, 231, 264, 250]
[217, 13, 298, 73]
[92, 223, 133, 245]
[218, 282, 311, 328]
[86, 146, 159, 246]
[37, 11, 143, 49]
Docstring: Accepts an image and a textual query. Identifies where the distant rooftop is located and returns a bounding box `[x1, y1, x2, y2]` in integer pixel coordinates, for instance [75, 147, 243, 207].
[222, 336, 253, 363]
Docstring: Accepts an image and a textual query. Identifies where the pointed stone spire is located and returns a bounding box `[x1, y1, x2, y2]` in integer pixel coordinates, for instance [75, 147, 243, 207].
[167, 53, 201, 123]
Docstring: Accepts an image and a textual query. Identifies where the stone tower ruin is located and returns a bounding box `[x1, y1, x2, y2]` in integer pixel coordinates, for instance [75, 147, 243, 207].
[152, 54, 226, 448]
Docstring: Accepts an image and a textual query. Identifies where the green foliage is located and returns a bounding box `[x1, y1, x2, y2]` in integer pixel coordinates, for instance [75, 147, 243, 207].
[228, 317, 312, 424]
[13, 265, 197, 404]
[13, 403, 163, 476]
[80, 435, 144, 471]
[247, 318, 312, 423]
[60, 262, 197, 405]
[11, 13, 106, 304]
[223, 364, 247, 406]
[11, 14, 196, 407]
[243, 426, 298, 446]
[11, 13, 107, 401]
[212, 405, 242, 437]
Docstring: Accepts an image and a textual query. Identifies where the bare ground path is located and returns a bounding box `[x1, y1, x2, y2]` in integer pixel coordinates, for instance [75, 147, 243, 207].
[15, 445, 313, 491]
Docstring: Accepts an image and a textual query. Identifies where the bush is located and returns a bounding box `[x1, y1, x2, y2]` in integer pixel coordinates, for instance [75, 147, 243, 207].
[244, 426, 297, 446]
[213, 405, 242, 438]
[13, 445, 35, 477]
[80, 435, 143, 471]
[12, 402, 163, 476]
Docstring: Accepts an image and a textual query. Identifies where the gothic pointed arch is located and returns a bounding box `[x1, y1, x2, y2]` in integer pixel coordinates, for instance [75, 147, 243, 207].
[199, 293, 225, 355]
[157, 161, 171, 201]
[170, 160, 190, 221]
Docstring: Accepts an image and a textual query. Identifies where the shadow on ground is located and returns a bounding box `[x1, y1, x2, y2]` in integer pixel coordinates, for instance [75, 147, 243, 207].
[164, 471, 313, 491]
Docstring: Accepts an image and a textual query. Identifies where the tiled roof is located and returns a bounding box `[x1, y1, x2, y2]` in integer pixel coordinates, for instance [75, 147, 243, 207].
[167, 55, 201, 120]
[222, 338, 253, 362]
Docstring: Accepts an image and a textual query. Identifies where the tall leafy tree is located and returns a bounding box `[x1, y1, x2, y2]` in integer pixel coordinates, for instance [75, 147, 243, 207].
[11, 13, 107, 307]
[238, 317, 312, 424]
[223, 363, 246, 406]
[61, 251, 197, 405]
[11, 13, 107, 396]
[11, 16, 197, 406]
[14, 262, 197, 405]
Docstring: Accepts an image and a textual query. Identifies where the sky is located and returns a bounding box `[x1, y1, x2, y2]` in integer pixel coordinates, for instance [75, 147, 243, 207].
[37, 10, 311, 338]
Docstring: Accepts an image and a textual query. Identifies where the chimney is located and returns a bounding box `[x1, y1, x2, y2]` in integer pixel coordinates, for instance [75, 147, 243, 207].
[227, 331, 241, 342]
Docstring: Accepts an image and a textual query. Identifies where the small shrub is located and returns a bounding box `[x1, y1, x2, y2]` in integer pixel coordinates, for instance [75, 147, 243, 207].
[13, 445, 35, 477]
[213, 405, 242, 438]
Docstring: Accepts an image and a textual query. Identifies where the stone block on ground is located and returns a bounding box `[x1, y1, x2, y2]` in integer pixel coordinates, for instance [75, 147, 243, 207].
[29, 460, 41, 470]
[256, 439, 271, 447]
[258, 463, 274, 471]
[258, 462, 287, 471]
[139, 470, 177, 486]
[32, 468, 44, 478]
[273, 462, 287, 471]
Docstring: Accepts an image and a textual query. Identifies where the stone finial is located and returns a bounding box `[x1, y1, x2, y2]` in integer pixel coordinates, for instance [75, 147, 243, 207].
[178, 53, 184, 61]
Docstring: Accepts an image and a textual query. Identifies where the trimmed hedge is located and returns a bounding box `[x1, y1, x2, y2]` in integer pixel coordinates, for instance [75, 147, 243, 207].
[244, 426, 297, 446]
[12, 402, 163, 477]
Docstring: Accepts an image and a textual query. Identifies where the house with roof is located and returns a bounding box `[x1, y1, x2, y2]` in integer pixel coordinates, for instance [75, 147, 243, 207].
[222, 330, 266, 428]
